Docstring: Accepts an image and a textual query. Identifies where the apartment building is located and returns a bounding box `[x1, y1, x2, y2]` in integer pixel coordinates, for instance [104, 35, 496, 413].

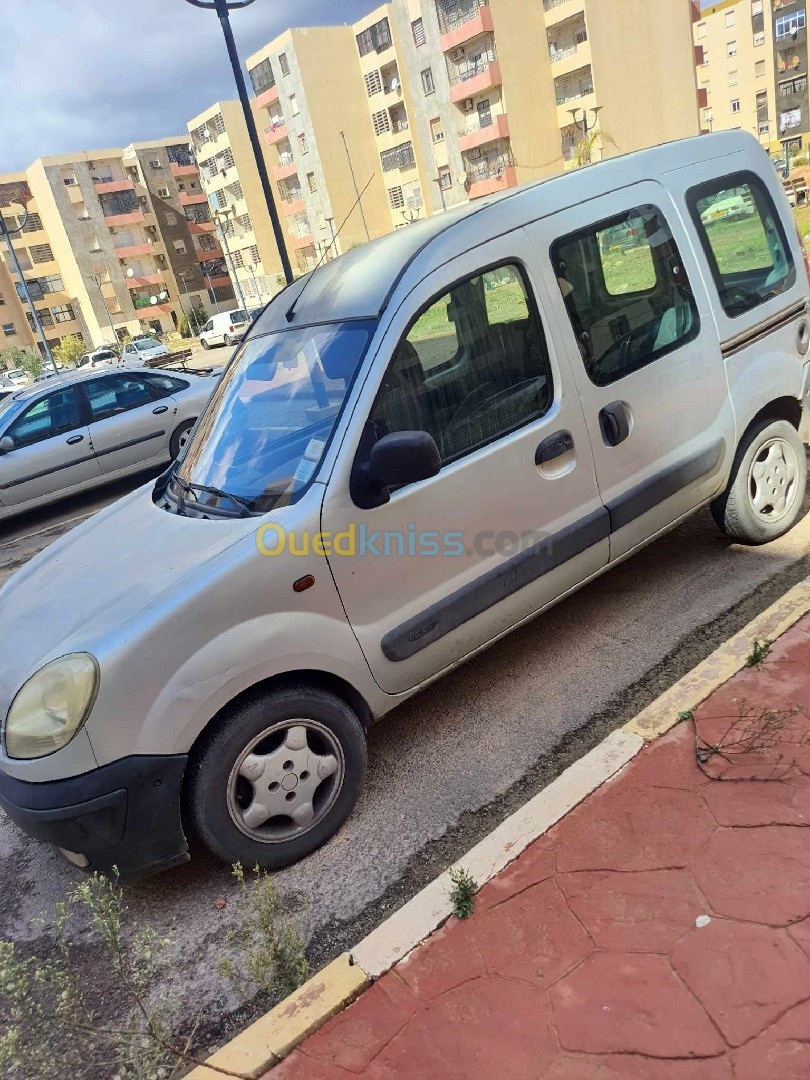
[0, 144, 236, 357]
[246, 27, 394, 274]
[188, 100, 294, 303]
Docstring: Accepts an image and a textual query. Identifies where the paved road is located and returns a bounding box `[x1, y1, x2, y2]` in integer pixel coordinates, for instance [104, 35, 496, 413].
[1, 464, 809, 1052]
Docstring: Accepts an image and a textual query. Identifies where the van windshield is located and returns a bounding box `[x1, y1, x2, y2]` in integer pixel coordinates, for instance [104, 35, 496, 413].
[172, 320, 377, 514]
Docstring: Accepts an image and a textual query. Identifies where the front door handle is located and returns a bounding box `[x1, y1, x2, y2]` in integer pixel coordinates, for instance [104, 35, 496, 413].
[599, 402, 632, 448]
[152, 405, 169, 414]
[66, 434, 84, 445]
[535, 430, 574, 466]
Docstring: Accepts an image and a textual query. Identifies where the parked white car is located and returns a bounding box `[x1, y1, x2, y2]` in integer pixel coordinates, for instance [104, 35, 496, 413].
[0, 132, 808, 879]
[121, 338, 170, 364]
[1, 369, 31, 387]
[200, 309, 250, 349]
[77, 348, 122, 371]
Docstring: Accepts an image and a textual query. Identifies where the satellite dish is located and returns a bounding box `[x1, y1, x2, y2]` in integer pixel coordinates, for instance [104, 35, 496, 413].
[458, 170, 468, 186]
[159, 291, 168, 301]
[126, 268, 134, 278]
[391, 77, 400, 91]
[150, 296, 158, 306]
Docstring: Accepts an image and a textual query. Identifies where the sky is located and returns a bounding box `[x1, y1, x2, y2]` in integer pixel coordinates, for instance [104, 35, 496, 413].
[0, 0, 372, 172]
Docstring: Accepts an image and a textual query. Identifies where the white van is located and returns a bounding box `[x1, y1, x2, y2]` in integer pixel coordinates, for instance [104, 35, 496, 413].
[200, 309, 250, 349]
[0, 132, 807, 878]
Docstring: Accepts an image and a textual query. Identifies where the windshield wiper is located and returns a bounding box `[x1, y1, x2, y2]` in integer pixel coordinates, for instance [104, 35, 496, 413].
[172, 475, 254, 517]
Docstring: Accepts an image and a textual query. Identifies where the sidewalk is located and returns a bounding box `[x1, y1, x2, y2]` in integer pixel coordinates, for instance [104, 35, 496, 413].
[269, 615, 810, 1080]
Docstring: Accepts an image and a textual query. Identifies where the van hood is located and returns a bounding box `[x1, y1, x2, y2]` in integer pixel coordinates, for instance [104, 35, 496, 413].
[0, 485, 257, 704]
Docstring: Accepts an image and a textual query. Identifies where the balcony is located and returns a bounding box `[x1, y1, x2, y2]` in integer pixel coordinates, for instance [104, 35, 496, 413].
[208, 275, 232, 288]
[127, 272, 164, 289]
[449, 60, 502, 103]
[254, 84, 279, 109]
[114, 242, 154, 259]
[187, 220, 216, 234]
[264, 122, 288, 145]
[179, 191, 209, 206]
[196, 246, 224, 261]
[467, 163, 517, 200]
[543, 0, 584, 28]
[273, 159, 298, 181]
[170, 162, 198, 178]
[282, 198, 307, 216]
[290, 234, 315, 250]
[104, 210, 145, 227]
[697, 87, 708, 109]
[459, 112, 510, 151]
[94, 178, 135, 195]
[438, 3, 494, 53]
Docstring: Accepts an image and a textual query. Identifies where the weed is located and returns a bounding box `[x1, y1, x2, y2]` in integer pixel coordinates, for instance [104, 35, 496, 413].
[745, 639, 772, 669]
[448, 867, 478, 920]
[219, 864, 309, 1003]
[694, 699, 807, 781]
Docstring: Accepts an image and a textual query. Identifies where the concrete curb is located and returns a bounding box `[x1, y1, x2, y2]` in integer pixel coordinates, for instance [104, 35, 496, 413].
[193, 574, 810, 1079]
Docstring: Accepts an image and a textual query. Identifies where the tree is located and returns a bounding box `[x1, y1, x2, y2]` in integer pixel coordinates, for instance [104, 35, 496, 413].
[52, 335, 86, 369]
[574, 129, 617, 168]
[0, 344, 41, 379]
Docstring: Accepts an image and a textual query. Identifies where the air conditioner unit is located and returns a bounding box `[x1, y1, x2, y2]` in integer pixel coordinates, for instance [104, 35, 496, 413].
[462, 98, 474, 112]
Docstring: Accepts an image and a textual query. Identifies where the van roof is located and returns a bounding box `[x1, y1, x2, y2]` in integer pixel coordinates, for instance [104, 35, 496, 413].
[257, 131, 761, 334]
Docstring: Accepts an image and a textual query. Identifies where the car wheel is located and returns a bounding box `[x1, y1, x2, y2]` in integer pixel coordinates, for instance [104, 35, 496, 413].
[186, 685, 367, 869]
[711, 417, 806, 545]
[201, 338, 210, 351]
[169, 419, 195, 459]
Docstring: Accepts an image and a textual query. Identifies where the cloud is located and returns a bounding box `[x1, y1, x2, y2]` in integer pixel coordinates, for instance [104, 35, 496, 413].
[0, 0, 370, 170]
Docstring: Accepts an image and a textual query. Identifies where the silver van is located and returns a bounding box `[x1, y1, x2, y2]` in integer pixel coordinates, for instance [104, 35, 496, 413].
[1, 132, 808, 877]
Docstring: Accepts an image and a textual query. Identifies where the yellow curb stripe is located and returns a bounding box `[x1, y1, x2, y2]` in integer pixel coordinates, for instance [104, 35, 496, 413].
[184, 953, 369, 1079]
[624, 577, 810, 741]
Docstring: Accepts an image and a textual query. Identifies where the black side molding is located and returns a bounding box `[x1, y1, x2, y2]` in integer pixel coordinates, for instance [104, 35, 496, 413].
[381, 508, 610, 662]
[720, 300, 807, 359]
[606, 439, 726, 533]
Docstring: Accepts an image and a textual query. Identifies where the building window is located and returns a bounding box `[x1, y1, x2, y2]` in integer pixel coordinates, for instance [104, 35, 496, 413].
[727, 41, 737, 57]
[279, 52, 290, 76]
[365, 70, 382, 96]
[412, 17, 426, 46]
[380, 141, 415, 172]
[289, 93, 299, 116]
[756, 59, 766, 77]
[0, 294, 4, 305]
[754, 30, 765, 46]
[372, 108, 391, 135]
[173, 240, 187, 254]
[249, 57, 275, 96]
[698, 22, 707, 39]
[731, 98, 741, 113]
[356, 17, 392, 57]
[439, 166, 451, 190]
[776, 10, 806, 39]
[51, 304, 75, 324]
[430, 117, 445, 142]
[702, 49, 709, 64]
[388, 185, 404, 209]
[781, 105, 803, 130]
[29, 243, 54, 263]
[238, 212, 252, 230]
[725, 10, 735, 27]
[299, 133, 309, 154]
[729, 69, 739, 86]
[165, 212, 177, 226]
[421, 68, 435, 95]
[752, 1, 763, 15]
[3, 323, 16, 336]
[307, 171, 317, 192]
[157, 186, 170, 197]
[21, 212, 42, 232]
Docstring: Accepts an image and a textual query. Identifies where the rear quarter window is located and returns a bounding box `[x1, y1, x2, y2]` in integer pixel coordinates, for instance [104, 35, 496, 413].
[687, 171, 796, 318]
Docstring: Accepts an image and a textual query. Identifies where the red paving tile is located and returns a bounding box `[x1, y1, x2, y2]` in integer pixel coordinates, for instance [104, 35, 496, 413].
[270, 620, 810, 1079]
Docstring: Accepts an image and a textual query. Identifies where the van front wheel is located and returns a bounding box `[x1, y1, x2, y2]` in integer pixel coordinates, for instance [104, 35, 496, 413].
[186, 685, 367, 869]
[711, 418, 806, 545]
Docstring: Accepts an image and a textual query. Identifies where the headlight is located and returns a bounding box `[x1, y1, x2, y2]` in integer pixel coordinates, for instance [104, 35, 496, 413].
[3, 654, 99, 760]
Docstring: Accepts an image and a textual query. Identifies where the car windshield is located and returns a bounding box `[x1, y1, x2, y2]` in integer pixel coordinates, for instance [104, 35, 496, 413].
[173, 320, 377, 514]
[134, 340, 156, 352]
[0, 394, 20, 422]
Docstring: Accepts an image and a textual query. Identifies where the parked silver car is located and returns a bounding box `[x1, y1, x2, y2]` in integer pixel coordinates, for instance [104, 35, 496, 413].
[0, 367, 220, 521]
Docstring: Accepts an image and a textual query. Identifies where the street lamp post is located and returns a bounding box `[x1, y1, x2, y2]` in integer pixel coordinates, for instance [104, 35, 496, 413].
[183, 0, 294, 286]
[0, 200, 58, 374]
[568, 105, 603, 165]
[213, 206, 248, 311]
[92, 274, 120, 346]
[432, 176, 447, 212]
[178, 268, 203, 332]
[400, 206, 420, 226]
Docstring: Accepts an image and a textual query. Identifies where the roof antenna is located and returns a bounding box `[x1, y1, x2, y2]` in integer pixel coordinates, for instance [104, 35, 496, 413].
[285, 173, 376, 323]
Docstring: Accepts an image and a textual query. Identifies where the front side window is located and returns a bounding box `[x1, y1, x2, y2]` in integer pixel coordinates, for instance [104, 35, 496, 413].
[144, 374, 188, 396]
[173, 321, 377, 514]
[84, 374, 153, 421]
[551, 205, 699, 387]
[688, 172, 796, 317]
[6, 388, 82, 447]
[370, 264, 553, 467]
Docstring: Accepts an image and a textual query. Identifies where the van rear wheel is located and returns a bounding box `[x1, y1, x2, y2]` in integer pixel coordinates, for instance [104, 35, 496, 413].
[711, 418, 806, 545]
[186, 685, 367, 869]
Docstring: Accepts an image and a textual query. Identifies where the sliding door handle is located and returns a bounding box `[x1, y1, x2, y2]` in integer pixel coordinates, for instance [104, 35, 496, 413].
[599, 402, 632, 448]
[536, 430, 574, 466]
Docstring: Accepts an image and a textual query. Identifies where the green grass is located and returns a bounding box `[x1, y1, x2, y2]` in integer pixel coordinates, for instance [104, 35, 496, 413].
[794, 204, 810, 249]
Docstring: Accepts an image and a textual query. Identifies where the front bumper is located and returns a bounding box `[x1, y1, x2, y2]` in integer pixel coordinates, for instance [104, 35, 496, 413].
[0, 754, 189, 878]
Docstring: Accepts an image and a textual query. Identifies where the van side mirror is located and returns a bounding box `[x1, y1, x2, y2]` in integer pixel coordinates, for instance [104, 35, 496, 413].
[352, 428, 441, 509]
[0, 436, 15, 454]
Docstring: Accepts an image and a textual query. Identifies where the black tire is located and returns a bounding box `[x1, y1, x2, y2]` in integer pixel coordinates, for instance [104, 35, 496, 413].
[186, 685, 367, 869]
[711, 417, 806, 545]
[201, 338, 210, 350]
[169, 419, 195, 460]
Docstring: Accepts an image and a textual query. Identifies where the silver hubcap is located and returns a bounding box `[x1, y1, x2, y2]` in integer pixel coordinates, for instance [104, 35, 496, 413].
[227, 720, 344, 843]
[178, 428, 191, 450]
[748, 437, 800, 524]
